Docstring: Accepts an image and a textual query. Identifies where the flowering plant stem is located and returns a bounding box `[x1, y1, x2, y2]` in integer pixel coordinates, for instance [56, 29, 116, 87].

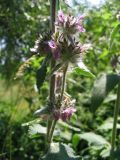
[46, 65, 68, 145]
[111, 79, 120, 158]
[47, 120, 57, 144]
[46, 0, 57, 147]
[60, 64, 68, 101]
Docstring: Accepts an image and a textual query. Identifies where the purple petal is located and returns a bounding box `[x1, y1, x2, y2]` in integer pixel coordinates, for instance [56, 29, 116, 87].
[77, 25, 85, 32]
[61, 107, 76, 121]
[58, 10, 65, 23]
[78, 15, 85, 20]
[48, 40, 57, 49]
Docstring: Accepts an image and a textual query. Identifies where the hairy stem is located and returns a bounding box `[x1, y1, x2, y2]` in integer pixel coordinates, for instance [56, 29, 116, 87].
[111, 79, 120, 156]
[46, 119, 53, 141]
[50, 0, 56, 33]
[49, 0, 56, 102]
[46, 0, 56, 145]
[48, 120, 57, 144]
[47, 65, 68, 144]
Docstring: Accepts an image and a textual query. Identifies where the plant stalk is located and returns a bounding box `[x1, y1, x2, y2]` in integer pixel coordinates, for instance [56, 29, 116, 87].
[111, 79, 120, 156]
[49, 0, 56, 102]
[60, 64, 68, 101]
[46, 0, 56, 145]
[47, 120, 57, 144]
[47, 65, 68, 144]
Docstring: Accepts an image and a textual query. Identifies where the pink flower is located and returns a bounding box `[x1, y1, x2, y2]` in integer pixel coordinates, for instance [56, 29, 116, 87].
[48, 40, 61, 59]
[53, 107, 76, 121]
[48, 40, 57, 49]
[76, 15, 85, 33]
[58, 10, 65, 24]
[56, 11, 86, 34]
[77, 25, 85, 32]
[61, 107, 76, 121]
[78, 15, 85, 21]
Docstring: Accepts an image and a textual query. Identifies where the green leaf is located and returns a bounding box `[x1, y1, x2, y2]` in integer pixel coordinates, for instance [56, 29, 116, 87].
[109, 24, 120, 51]
[74, 61, 95, 78]
[98, 118, 120, 130]
[44, 143, 80, 160]
[22, 119, 41, 127]
[29, 124, 46, 137]
[100, 146, 111, 158]
[91, 73, 120, 113]
[72, 134, 80, 149]
[60, 131, 72, 141]
[78, 132, 109, 147]
[29, 124, 58, 138]
[74, 67, 95, 78]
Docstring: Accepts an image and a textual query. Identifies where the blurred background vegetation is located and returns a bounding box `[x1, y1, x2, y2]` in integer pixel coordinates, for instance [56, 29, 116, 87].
[0, 0, 120, 159]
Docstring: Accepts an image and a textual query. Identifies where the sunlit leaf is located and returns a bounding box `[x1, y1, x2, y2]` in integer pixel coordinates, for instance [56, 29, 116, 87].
[98, 118, 120, 130]
[44, 143, 80, 160]
[100, 146, 111, 158]
[74, 67, 95, 78]
[29, 124, 46, 136]
[77, 132, 110, 147]
[74, 61, 95, 78]
[72, 134, 80, 149]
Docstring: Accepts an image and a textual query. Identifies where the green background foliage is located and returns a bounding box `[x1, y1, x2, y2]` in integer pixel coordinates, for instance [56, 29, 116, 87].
[0, 0, 120, 159]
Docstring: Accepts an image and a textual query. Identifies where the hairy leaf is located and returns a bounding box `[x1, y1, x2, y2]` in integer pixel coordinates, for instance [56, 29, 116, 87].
[44, 143, 80, 160]
[75, 132, 109, 147]
[29, 124, 58, 138]
[29, 124, 46, 137]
